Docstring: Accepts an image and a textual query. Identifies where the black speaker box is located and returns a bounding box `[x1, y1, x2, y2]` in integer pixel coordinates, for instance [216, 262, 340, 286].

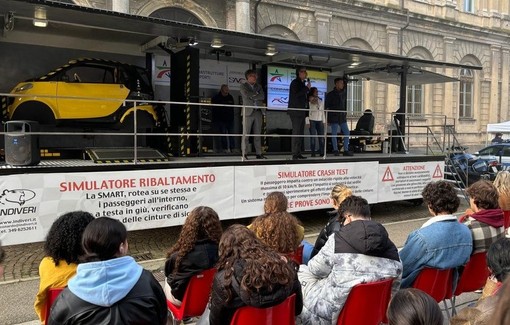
[4, 121, 40, 166]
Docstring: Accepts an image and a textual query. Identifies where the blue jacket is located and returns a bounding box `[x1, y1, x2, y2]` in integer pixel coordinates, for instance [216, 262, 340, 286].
[399, 216, 473, 288]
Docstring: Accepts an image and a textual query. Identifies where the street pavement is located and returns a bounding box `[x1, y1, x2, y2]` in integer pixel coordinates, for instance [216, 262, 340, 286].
[1, 200, 475, 325]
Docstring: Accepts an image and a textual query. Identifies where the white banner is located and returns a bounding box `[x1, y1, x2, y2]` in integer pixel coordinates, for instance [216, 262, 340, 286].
[0, 167, 234, 245]
[200, 59, 249, 90]
[377, 161, 444, 202]
[234, 162, 379, 218]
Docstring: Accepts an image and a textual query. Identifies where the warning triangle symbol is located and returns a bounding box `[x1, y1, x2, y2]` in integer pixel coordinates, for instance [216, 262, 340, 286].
[433, 164, 443, 178]
[382, 166, 394, 182]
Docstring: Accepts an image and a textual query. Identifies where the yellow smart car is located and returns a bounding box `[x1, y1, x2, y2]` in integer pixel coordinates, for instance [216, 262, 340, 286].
[7, 58, 158, 129]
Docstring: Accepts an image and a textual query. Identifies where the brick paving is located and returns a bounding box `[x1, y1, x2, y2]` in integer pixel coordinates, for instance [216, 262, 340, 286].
[0, 200, 469, 282]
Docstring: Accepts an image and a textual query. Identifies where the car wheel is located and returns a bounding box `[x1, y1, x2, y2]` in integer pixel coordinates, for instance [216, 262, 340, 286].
[11, 101, 56, 125]
[119, 111, 156, 147]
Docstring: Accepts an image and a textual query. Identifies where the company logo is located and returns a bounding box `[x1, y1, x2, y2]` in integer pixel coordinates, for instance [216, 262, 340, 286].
[269, 69, 284, 82]
[272, 97, 288, 104]
[0, 189, 36, 206]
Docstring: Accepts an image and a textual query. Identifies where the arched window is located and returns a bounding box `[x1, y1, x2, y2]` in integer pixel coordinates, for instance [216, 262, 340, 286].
[149, 7, 203, 25]
[459, 68, 474, 118]
[406, 85, 423, 115]
[347, 80, 363, 114]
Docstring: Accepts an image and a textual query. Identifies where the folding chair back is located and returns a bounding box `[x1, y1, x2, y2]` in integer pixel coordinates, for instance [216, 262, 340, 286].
[412, 267, 453, 303]
[336, 278, 394, 325]
[287, 245, 304, 264]
[230, 293, 296, 325]
[454, 252, 489, 296]
[167, 268, 216, 324]
[44, 287, 64, 324]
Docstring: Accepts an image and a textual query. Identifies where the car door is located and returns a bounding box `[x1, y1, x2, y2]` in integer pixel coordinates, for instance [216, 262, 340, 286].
[56, 64, 129, 120]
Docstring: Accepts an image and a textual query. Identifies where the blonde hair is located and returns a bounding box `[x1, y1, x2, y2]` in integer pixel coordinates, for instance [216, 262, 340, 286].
[494, 171, 510, 194]
[330, 184, 353, 207]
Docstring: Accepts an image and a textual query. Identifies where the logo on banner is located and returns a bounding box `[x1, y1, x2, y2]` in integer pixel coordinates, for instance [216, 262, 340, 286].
[272, 97, 289, 104]
[382, 167, 394, 182]
[269, 69, 284, 82]
[433, 164, 443, 178]
[0, 189, 36, 206]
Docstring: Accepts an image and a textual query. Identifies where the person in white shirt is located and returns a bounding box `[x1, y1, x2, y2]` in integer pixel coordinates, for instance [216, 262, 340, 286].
[307, 87, 326, 157]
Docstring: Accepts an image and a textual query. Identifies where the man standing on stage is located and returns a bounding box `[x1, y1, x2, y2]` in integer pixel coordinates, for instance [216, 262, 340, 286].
[288, 66, 311, 160]
[239, 69, 267, 159]
[211, 84, 235, 153]
[326, 78, 353, 156]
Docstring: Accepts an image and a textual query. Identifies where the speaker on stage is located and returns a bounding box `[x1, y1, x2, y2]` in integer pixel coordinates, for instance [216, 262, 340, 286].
[4, 121, 40, 166]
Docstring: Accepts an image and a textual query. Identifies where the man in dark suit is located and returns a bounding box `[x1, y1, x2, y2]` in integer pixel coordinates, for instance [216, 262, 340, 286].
[288, 67, 311, 160]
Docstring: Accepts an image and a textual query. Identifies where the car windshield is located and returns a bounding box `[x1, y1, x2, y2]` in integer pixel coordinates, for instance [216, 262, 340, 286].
[479, 146, 503, 155]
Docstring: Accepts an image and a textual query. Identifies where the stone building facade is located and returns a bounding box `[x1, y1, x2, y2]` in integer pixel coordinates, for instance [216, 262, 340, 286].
[74, 0, 510, 146]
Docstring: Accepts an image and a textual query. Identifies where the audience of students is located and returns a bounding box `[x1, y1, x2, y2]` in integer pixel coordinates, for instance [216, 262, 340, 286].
[34, 211, 94, 323]
[48, 217, 167, 325]
[451, 236, 510, 325]
[387, 288, 443, 325]
[248, 191, 302, 254]
[460, 180, 505, 254]
[310, 184, 352, 259]
[399, 180, 473, 288]
[200, 224, 302, 325]
[298, 195, 402, 324]
[164, 206, 222, 306]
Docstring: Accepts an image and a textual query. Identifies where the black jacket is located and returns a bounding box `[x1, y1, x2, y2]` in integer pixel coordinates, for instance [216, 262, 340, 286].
[211, 92, 235, 122]
[165, 239, 219, 301]
[325, 88, 347, 124]
[287, 78, 308, 118]
[310, 210, 343, 259]
[334, 219, 400, 261]
[48, 270, 167, 325]
[208, 260, 303, 325]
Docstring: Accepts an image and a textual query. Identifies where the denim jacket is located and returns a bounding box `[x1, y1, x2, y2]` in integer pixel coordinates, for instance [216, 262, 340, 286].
[399, 215, 473, 288]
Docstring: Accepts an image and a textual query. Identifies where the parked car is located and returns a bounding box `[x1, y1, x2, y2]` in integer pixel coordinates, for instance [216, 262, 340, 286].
[445, 146, 501, 187]
[474, 142, 510, 170]
[7, 58, 158, 130]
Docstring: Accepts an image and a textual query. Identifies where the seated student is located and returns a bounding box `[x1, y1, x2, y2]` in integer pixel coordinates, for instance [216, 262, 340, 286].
[399, 181, 473, 288]
[298, 195, 402, 325]
[451, 237, 510, 325]
[459, 180, 505, 254]
[164, 206, 222, 306]
[387, 288, 443, 325]
[201, 224, 302, 325]
[489, 276, 510, 324]
[248, 191, 303, 255]
[352, 109, 375, 135]
[310, 184, 352, 259]
[34, 211, 94, 324]
[49, 217, 167, 325]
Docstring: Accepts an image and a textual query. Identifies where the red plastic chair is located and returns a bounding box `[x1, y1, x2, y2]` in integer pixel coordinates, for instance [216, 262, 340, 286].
[287, 245, 304, 264]
[336, 278, 394, 325]
[44, 287, 64, 324]
[412, 268, 453, 319]
[167, 268, 216, 325]
[230, 293, 296, 325]
[451, 252, 490, 314]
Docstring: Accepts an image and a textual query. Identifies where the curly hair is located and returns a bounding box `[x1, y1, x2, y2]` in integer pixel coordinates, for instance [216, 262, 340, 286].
[263, 191, 288, 214]
[421, 181, 460, 215]
[217, 225, 296, 303]
[43, 211, 94, 266]
[330, 184, 353, 208]
[466, 180, 499, 210]
[250, 211, 301, 254]
[487, 237, 510, 283]
[166, 206, 222, 272]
